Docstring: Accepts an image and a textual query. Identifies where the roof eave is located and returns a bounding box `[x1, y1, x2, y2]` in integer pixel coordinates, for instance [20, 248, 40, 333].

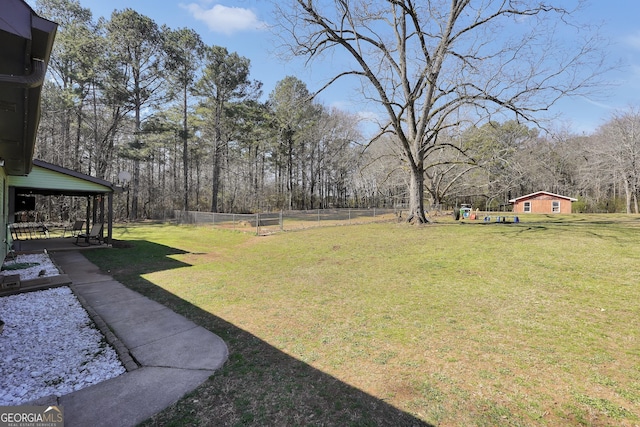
[32, 159, 121, 193]
[0, 2, 57, 176]
[509, 191, 578, 203]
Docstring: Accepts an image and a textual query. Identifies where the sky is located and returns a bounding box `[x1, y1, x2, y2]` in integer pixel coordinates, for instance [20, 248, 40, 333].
[31, 0, 640, 136]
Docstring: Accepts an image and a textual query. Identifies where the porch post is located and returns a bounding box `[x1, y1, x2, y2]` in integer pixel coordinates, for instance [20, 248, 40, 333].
[107, 192, 113, 246]
[85, 196, 91, 234]
[99, 194, 105, 243]
[92, 195, 98, 225]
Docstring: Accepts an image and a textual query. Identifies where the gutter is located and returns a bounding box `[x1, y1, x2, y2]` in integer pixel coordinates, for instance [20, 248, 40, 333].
[0, 59, 46, 89]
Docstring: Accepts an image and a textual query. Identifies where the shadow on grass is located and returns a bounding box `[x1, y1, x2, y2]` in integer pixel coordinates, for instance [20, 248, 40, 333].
[501, 225, 624, 243]
[467, 218, 638, 242]
[84, 241, 433, 426]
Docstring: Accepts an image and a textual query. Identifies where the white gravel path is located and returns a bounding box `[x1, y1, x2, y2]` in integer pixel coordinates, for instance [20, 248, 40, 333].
[0, 254, 126, 405]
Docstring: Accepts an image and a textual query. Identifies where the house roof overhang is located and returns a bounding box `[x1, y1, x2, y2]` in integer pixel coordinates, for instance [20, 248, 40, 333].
[0, 0, 57, 176]
[9, 159, 121, 197]
[508, 191, 578, 204]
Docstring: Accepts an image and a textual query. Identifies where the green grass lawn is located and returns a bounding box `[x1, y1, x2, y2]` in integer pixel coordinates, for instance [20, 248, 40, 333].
[84, 215, 640, 426]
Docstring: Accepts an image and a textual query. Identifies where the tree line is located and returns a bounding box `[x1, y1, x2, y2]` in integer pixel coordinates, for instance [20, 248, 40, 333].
[29, 0, 640, 223]
[31, 0, 369, 221]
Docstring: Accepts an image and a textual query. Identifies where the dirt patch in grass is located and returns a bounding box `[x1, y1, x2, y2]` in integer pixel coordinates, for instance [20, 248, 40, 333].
[110, 239, 134, 249]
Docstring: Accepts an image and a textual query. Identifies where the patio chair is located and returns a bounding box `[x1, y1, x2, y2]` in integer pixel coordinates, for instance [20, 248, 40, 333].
[75, 223, 103, 246]
[66, 220, 85, 238]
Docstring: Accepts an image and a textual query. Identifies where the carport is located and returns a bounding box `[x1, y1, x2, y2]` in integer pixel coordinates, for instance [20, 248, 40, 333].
[8, 159, 120, 246]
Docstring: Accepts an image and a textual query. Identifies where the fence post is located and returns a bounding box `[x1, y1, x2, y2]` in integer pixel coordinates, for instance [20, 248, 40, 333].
[256, 213, 260, 235]
[318, 209, 320, 224]
[280, 211, 283, 231]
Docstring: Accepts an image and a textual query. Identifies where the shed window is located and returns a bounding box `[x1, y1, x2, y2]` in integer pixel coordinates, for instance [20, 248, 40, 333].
[552, 201, 560, 213]
[523, 201, 531, 212]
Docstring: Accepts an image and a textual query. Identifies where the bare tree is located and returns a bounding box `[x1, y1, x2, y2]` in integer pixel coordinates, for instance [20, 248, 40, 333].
[593, 109, 640, 214]
[273, 0, 608, 223]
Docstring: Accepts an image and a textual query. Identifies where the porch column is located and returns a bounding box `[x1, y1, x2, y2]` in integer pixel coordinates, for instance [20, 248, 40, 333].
[107, 192, 113, 246]
[84, 196, 90, 234]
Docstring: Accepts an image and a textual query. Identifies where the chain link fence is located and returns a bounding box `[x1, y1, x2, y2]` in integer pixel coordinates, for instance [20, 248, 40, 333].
[174, 208, 398, 235]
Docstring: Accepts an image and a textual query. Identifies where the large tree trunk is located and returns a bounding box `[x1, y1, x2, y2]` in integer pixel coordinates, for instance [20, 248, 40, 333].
[182, 87, 189, 212]
[406, 163, 428, 224]
[624, 177, 633, 214]
[210, 94, 228, 213]
[633, 180, 639, 214]
[286, 135, 294, 210]
[211, 144, 221, 212]
[131, 158, 140, 219]
[131, 100, 141, 220]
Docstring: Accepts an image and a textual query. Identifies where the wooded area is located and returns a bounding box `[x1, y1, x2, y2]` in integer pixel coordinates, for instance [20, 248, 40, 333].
[28, 0, 640, 222]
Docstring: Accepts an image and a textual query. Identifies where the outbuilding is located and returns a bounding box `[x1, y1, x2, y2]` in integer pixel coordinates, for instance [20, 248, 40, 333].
[509, 191, 577, 214]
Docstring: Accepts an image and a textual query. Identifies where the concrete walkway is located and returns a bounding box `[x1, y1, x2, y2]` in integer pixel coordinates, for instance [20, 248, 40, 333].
[45, 251, 229, 427]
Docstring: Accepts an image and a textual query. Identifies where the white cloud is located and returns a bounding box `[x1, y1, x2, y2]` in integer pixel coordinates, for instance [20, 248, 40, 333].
[582, 96, 615, 111]
[328, 100, 351, 111]
[356, 110, 380, 122]
[182, 3, 267, 36]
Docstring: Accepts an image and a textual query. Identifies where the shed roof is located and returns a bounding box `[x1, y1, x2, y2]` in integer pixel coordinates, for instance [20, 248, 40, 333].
[509, 191, 577, 203]
[8, 159, 120, 196]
